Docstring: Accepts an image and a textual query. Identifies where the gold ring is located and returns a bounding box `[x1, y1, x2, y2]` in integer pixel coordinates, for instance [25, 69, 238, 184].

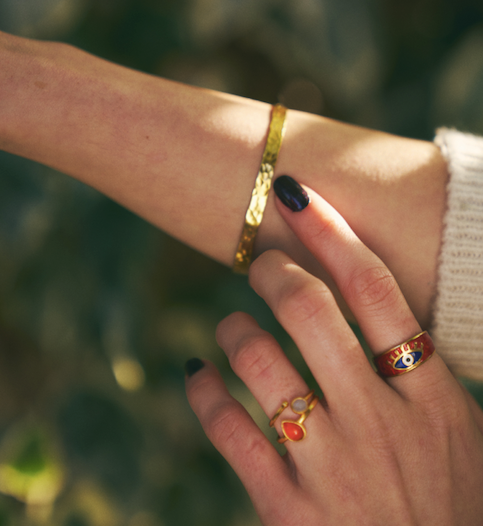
[269, 390, 318, 444]
[373, 331, 435, 377]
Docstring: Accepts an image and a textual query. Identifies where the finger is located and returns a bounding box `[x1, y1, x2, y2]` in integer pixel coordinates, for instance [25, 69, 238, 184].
[249, 250, 383, 407]
[185, 359, 292, 506]
[216, 312, 331, 434]
[273, 176, 452, 392]
[216, 312, 308, 412]
[273, 176, 418, 351]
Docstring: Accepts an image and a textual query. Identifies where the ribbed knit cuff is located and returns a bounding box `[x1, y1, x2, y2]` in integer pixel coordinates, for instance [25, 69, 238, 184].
[432, 128, 483, 379]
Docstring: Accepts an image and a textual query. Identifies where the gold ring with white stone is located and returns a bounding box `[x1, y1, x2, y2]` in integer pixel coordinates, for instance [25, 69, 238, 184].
[269, 390, 319, 443]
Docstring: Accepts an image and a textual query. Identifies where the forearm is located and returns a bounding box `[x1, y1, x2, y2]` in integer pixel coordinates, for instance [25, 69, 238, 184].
[0, 32, 448, 328]
[0, 31, 271, 264]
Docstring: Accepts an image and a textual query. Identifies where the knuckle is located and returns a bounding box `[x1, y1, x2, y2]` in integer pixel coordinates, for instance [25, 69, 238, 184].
[419, 382, 468, 431]
[277, 280, 332, 326]
[346, 266, 399, 312]
[205, 401, 244, 446]
[186, 372, 213, 403]
[230, 333, 278, 382]
[306, 213, 341, 243]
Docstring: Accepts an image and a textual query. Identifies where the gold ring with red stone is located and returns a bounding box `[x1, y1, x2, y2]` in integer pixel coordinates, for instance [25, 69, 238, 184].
[269, 390, 319, 444]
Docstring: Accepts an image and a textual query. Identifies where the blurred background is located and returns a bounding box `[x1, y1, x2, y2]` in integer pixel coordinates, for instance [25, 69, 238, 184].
[1, 0, 483, 524]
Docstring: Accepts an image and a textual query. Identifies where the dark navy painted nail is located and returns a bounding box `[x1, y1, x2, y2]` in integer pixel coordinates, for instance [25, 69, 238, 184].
[273, 176, 310, 212]
[185, 358, 205, 377]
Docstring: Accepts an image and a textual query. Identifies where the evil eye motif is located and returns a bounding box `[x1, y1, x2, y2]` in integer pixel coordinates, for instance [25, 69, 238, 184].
[393, 350, 423, 370]
[374, 332, 435, 377]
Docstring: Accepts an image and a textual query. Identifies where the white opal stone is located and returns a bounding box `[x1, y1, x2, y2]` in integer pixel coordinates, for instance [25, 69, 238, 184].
[292, 399, 308, 413]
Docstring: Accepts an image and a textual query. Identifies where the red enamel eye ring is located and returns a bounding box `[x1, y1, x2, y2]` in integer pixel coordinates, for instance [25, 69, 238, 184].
[373, 331, 436, 377]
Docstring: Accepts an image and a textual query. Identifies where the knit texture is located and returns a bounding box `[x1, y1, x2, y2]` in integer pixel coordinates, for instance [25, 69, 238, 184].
[433, 128, 483, 379]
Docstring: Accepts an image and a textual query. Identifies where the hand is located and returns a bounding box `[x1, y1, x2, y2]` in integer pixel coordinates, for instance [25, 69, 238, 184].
[185, 177, 483, 525]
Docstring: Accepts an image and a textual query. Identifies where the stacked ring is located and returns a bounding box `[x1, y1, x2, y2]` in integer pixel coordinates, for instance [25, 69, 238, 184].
[373, 331, 435, 377]
[270, 390, 319, 444]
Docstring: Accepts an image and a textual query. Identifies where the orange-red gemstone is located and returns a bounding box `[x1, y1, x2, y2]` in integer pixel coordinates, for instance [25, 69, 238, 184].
[282, 421, 305, 441]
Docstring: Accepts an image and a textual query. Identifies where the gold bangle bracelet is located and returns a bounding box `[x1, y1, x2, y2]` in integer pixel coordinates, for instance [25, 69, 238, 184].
[233, 104, 287, 274]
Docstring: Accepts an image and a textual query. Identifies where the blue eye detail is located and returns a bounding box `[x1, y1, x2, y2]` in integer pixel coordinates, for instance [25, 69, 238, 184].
[394, 351, 423, 370]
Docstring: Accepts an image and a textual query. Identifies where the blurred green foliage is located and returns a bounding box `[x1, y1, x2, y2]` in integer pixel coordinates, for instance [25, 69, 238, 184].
[0, 0, 483, 524]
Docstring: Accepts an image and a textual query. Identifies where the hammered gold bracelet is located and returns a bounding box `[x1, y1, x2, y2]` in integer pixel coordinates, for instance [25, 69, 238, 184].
[233, 104, 287, 274]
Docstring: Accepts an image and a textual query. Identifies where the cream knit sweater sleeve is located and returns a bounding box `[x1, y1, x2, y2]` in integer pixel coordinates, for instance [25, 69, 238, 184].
[432, 128, 483, 379]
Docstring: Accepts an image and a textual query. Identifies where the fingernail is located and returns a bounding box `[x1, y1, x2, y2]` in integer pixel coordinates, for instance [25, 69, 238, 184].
[185, 358, 205, 377]
[273, 175, 310, 212]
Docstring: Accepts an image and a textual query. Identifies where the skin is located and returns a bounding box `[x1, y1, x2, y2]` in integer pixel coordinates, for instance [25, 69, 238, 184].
[186, 183, 483, 525]
[2, 29, 479, 524]
[0, 31, 448, 328]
